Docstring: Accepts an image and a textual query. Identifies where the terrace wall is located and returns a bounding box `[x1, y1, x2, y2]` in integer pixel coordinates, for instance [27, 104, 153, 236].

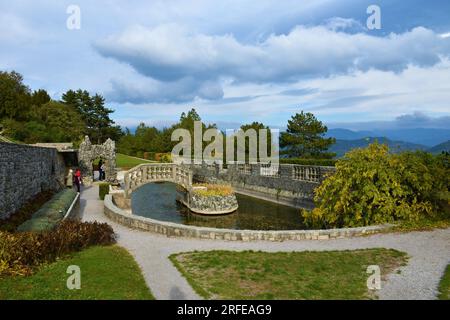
[0, 142, 66, 219]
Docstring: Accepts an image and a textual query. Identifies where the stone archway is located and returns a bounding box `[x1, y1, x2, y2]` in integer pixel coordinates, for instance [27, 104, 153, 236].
[78, 136, 116, 184]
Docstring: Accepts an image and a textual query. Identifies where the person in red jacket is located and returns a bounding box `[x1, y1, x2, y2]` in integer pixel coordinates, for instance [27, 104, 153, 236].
[73, 168, 83, 193]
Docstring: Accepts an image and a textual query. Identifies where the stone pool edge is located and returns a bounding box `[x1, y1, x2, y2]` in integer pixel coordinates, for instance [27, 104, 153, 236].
[103, 194, 392, 241]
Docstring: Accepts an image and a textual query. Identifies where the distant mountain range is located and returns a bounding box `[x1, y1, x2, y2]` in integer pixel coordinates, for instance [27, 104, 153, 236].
[326, 128, 450, 147]
[428, 140, 450, 154]
[324, 128, 450, 157]
[329, 137, 426, 158]
[328, 137, 450, 158]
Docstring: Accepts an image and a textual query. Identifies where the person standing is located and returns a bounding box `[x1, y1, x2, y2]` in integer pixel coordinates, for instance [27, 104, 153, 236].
[66, 168, 73, 188]
[98, 158, 103, 181]
[73, 168, 83, 193]
[100, 162, 106, 181]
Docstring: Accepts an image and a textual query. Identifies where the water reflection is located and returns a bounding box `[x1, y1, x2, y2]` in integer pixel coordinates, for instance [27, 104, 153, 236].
[131, 182, 309, 230]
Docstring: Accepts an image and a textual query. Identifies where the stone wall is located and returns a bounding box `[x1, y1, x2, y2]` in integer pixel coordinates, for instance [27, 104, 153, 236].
[0, 142, 66, 219]
[104, 194, 391, 241]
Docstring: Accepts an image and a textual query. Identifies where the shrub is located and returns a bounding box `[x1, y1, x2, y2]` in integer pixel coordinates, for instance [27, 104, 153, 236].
[280, 158, 336, 166]
[135, 151, 144, 159]
[159, 153, 172, 163]
[192, 184, 234, 197]
[17, 189, 77, 232]
[0, 220, 115, 276]
[302, 143, 450, 228]
[99, 183, 110, 200]
[155, 152, 172, 162]
[143, 152, 156, 160]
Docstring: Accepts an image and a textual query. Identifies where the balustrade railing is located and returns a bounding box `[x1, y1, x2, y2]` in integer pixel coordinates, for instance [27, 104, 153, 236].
[124, 163, 192, 196]
[124, 162, 335, 197]
[260, 163, 280, 177]
[236, 163, 251, 175]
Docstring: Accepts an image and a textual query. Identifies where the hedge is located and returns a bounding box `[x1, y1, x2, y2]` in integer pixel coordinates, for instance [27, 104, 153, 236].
[0, 220, 115, 276]
[143, 152, 156, 160]
[99, 183, 110, 200]
[17, 189, 78, 232]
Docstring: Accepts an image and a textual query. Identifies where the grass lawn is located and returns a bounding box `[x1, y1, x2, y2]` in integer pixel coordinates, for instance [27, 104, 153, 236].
[438, 265, 450, 300]
[170, 249, 408, 300]
[116, 153, 154, 170]
[0, 245, 154, 300]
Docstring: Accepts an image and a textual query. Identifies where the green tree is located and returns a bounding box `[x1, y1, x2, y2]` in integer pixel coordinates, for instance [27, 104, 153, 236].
[302, 143, 449, 228]
[30, 89, 51, 107]
[37, 101, 86, 142]
[230, 122, 273, 163]
[280, 111, 335, 158]
[61, 90, 118, 143]
[116, 108, 217, 158]
[90, 94, 115, 143]
[0, 71, 31, 120]
[171, 108, 217, 156]
[3, 102, 86, 143]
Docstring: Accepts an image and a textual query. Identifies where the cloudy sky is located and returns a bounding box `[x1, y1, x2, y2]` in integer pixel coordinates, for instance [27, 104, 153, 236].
[1, 0, 450, 130]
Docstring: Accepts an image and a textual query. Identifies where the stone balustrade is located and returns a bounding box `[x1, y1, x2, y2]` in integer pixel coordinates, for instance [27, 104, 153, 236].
[124, 163, 192, 197]
[191, 162, 335, 208]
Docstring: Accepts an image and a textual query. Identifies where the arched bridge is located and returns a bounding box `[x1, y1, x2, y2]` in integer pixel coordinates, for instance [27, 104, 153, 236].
[124, 163, 192, 197]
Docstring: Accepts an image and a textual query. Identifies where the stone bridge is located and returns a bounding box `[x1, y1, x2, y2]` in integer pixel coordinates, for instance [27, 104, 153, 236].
[123, 162, 335, 208]
[124, 163, 193, 197]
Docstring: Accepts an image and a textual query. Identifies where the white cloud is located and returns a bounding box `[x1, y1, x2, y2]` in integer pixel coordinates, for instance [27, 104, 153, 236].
[108, 75, 223, 103]
[324, 17, 364, 32]
[95, 23, 450, 103]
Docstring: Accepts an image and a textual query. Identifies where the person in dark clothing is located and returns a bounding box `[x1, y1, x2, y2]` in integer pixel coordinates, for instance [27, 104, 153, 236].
[98, 158, 103, 181]
[73, 168, 82, 193]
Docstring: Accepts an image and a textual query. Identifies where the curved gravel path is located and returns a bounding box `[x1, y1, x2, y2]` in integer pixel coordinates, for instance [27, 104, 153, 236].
[80, 185, 450, 300]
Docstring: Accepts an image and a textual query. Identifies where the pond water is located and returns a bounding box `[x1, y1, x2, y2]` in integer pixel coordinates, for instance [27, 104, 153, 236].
[131, 182, 310, 230]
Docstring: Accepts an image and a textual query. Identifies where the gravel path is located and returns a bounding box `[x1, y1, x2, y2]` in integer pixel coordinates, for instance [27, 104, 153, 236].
[80, 185, 450, 300]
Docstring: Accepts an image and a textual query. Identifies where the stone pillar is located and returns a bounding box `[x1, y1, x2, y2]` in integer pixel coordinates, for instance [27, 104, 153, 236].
[78, 136, 93, 184]
[280, 164, 293, 179]
[103, 138, 117, 183]
[251, 163, 261, 176]
[214, 162, 221, 177]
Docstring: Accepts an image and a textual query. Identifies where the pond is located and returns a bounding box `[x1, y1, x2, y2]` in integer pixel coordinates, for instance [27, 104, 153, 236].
[131, 182, 310, 230]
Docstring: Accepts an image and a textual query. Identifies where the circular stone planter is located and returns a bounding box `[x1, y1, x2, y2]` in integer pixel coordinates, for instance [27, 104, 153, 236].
[104, 194, 392, 242]
[187, 192, 238, 215]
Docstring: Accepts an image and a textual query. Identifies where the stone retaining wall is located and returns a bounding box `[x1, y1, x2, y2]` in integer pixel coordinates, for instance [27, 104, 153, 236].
[0, 142, 66, 219]
[104, 194, 391, 241]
